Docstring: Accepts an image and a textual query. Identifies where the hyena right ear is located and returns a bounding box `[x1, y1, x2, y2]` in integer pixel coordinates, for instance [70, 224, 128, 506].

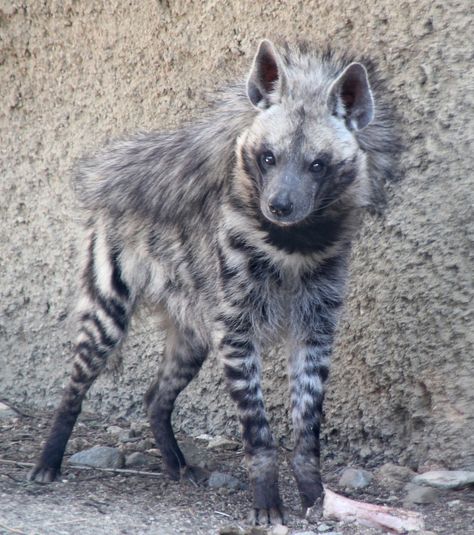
[247, 39, 286, 109]
[328, 62, 374, 130]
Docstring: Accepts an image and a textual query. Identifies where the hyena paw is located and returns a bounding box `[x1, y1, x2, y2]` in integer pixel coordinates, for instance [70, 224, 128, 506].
[249, 504, 285, 526]
[181, 464, 209, 485]
[295, 476, 323, 511]
[27, 464, 60, 483]
[292, 455, 324, 512]
[249, 479, 285, 525]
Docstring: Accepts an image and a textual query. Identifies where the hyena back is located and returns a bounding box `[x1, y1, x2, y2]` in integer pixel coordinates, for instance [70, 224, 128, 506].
[29, 40, 397, 525]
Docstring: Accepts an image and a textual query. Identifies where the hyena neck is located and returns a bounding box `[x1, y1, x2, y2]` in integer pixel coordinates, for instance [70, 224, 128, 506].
[220, 197, 358, 280]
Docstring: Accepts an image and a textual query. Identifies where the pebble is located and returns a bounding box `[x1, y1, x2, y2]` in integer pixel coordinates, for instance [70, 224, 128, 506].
[338, 467, 373, 490]
[447, 499, 461, 507]
[271, 525, 289, 535]
[317, 523, 332, 532]
[68, 445, 125, 469]
[218, 526, 245, 535]
[207, 436, 240, 451]
[412, 470, 474, 490]
[404, 483, 443, 505]
[293, 531, 317, 535]
[106, 425, 124, 435]
[374, 462, 416, 491]
[125, 452, 153, 468]
[0, 402, 17, 419]
[208, 471, 246, 490]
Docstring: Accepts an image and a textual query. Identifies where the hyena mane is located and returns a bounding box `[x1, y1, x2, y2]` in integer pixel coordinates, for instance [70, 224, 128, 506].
[29, 40, 398, 526]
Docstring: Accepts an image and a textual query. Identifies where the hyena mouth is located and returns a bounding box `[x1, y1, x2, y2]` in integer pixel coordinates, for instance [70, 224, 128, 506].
[260, 199, 313, 227]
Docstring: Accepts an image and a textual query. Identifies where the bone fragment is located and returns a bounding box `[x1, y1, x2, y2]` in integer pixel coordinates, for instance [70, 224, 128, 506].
[321, 487, 425, 533]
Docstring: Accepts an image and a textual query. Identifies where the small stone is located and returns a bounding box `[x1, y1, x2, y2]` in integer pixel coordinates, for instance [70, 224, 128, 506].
[447, 499, 461, 507]
[208, 471, 246, 490]
[412, 470, 474, 490]
[68, 446, 125, 469]
[195, 433, 213, 443]
[130, 421, 145, 435]
[317, 523, 332, 532]
[339, 467, 373, 490]
[137, 438, 155, 450]
[146, 448, 162, 457]
[374, 463, 416, 491]
[218, 526, 245, 535]
[272, 525, 289, 535]
[0, 402, 17, 419]
[125, 452, 153, 467]
[293, 531, 317, 535]
[404, 483, 443, 505]
[207, 435, 240, 451]
[106, 425, 124, 436]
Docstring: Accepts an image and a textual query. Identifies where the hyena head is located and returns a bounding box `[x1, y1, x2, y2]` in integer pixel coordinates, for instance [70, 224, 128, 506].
[237, 40, 375, 227]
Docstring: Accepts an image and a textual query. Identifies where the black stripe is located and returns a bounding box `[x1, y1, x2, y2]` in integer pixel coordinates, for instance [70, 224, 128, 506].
[80, 313, 117, 348]
[110, 246, 130, 299]
[221, 335, 253, 353]
[84, 234, 128, 331]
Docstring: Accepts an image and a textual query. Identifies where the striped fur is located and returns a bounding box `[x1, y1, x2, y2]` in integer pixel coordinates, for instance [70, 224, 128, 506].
[28, 40, 398, 524]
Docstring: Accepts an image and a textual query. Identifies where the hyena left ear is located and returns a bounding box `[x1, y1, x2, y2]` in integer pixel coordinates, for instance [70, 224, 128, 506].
[247, 39, 286, 109]
[328, 62, 374, 130]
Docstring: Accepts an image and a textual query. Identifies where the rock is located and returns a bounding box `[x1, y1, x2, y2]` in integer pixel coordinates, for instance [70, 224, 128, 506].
[207, 435, 240, 451]
[317, 523, 332, 532]
[447, 499, 461, 507]
[338, 467, 373, 490]
[106, 425, 124, 436]
[412, 470, 474, 490]
[218, 526, 245, 535]
[68, 446, 125, 469]
[293, 532, 317, 535]
[195, 433, 213, 443]
[130, 421, 145, 435]
[0, 402, 17, 419]
[208, 471, 246, 490]
[271, 525, 289, 535]
[125, 452, 153, 467]
[374, 463, 416, 491]
[404, 483, 443, 505]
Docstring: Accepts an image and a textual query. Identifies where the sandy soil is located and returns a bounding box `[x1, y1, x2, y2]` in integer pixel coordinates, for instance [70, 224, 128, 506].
[0, 406, 473, 535]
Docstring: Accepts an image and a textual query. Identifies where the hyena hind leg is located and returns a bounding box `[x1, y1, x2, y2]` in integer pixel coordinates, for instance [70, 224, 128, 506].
[28, 232, 134, 483]
[145, 322, 209, 481]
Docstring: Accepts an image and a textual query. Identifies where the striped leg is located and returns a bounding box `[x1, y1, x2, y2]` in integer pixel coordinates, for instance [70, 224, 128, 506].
[145, 324, 209, 481]
[289, 338, 332, 511]
[28, 230, 133, 483]
[221, 328, 283, 525]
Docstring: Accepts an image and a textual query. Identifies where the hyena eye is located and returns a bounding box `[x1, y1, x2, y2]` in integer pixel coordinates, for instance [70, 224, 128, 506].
[260, 151, 276, 168]
[309, 159, 327, 176]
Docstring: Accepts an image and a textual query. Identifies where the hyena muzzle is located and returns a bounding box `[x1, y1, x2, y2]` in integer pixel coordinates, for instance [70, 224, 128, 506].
[28, 40, 397, 525]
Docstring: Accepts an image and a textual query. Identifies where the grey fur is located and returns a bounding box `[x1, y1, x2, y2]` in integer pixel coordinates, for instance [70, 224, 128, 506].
[28, 40, 398, 524]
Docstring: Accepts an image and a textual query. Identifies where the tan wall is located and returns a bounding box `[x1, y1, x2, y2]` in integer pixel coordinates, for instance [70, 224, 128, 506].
[1, 0, 472, 470]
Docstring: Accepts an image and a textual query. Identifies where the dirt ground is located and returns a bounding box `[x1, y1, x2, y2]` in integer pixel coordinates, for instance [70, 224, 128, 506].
[1, 406, 473, 535]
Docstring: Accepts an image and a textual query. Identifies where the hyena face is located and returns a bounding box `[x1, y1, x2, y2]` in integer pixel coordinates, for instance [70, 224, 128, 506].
[240, 40, 375, 226]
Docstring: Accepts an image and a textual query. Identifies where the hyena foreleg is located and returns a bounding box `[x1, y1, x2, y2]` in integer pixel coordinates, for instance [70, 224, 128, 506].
[145, 323, 209, 481]
[28, 230, 133, 482]
[289, 338, 331, 510]
[220, 324, 284, 525]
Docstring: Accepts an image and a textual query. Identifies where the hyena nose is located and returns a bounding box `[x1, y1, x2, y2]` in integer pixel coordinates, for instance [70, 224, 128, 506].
[268, 195, 293, 217]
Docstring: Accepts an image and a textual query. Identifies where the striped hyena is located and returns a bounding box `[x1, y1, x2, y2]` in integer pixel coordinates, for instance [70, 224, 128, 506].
[28, 40, 397, 524]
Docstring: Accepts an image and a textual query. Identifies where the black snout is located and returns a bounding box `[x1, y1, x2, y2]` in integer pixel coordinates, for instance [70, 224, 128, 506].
[268, 194, 293, 218]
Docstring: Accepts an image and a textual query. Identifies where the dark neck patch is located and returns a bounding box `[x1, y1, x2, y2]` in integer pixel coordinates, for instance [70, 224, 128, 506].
[258, 213, 348, 255]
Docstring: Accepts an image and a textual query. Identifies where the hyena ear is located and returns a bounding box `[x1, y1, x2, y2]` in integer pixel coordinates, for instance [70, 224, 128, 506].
[328, 62, 374, 130]
[247, 39, 286, 109]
